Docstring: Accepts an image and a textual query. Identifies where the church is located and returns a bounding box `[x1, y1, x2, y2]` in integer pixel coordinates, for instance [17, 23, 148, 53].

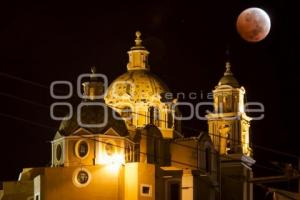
[0, 32, 255, 200]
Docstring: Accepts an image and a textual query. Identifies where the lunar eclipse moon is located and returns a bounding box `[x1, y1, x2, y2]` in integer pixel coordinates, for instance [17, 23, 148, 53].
[236, 7, 271, 42]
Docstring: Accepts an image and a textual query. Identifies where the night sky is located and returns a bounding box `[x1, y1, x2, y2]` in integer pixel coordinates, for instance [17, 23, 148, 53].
[0, 0, 299, 190]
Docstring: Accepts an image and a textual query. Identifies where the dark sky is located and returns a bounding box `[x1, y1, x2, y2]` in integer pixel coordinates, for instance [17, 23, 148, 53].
[0, 0, 299, 184]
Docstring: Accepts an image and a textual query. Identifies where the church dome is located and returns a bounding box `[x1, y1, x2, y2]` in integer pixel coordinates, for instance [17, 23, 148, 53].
[104, 32, 180, 138]
[218, 62, 240, 88]
[105, 70, 169, 102]
[58, 67, 128, 136]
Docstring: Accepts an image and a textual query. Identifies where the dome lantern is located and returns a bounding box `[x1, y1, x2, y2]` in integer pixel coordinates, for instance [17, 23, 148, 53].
[127, 31, 150, 71]
[82, 66, 104, 101]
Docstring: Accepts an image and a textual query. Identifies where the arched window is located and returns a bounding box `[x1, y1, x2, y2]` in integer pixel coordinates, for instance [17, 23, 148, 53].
[75, 140, 89, 158]
[149, 107, 159, 127]
[205, 148, 211, 173]
[126, 84, 131, 94]
[105, 142, 115, 156]
[125, 144, 134, 162]
[56, 144, 62, 161]
[167, 111, 173, 128]
[233, 95, 238, 112]
[218, 95, 223, 113]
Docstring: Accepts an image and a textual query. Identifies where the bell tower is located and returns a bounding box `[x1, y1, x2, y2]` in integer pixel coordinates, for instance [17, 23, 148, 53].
[206, 62, 252, 156]
[206, 61, 255, 200]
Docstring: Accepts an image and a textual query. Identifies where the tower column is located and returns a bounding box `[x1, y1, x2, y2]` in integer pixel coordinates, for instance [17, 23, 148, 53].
[181, 169, 194, 200]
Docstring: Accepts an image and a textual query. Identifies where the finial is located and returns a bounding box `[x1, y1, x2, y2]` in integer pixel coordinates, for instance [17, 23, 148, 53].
[91, 66, 96, 74]
[90, 66, 97, 81]
[224, 62, 233, 76]
[135, 31, 142, 46]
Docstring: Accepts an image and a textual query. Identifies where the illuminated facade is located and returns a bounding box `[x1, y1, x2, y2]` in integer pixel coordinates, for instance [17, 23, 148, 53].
[0, 32, 255, 200]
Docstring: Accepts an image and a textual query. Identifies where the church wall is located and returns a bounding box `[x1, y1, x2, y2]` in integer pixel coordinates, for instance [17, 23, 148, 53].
[139, 135, 147, 163]
[1, 180, 33, 200]
[170, 140, 198, 169]
[197, 175, 218, 200]
[220, 161, 253, 200]
[170, 138, 219, 200]
[42, 165, 123, 200]
[124, 163, 155, 200]
[137, 163, 155, 200]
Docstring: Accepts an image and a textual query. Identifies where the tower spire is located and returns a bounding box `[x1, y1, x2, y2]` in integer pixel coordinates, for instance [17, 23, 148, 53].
[218, 61, 239, 88]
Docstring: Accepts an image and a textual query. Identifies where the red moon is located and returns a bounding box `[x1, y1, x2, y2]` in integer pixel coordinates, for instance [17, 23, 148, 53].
[236, 7, 271, 42]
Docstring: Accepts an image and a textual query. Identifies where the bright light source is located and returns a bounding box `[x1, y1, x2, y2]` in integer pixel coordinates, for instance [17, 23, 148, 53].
[96, 152, 125, 166]
[99, 154, 125, 173]
[108, 163, 122, 173]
